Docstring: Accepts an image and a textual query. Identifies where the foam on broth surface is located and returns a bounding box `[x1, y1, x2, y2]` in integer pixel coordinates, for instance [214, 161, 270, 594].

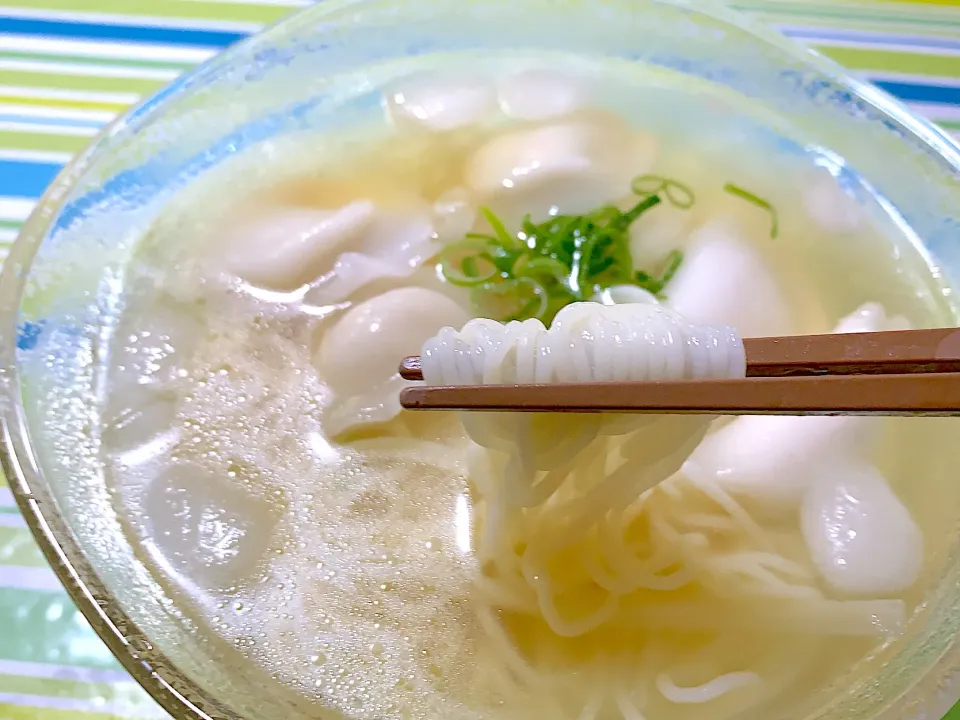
[93, 55, 960, 720]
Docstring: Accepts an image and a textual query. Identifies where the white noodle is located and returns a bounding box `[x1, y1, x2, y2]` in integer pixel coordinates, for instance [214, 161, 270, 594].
[616, 693, 649, 720]
[412, 299, 912, 716]
[474, 602, 543, 688]
[655, 671, 761, 704]
[421, 302, 745, 387]
[575, 692, 604, 720]
[683, 470, 774, 551]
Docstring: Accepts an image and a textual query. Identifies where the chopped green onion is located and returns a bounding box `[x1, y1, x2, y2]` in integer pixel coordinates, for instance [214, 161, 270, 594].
[630, 174, 696, 209]
[438, 176, 691, 324]
[658, 249, 684, 287]
[462, 256, 480, 277]
[634, 249, 685, 297]
[587, 205, 622, 226]
[616, 194, 662, 228]
[439, 238, 500, 286]
[512, 255, 569, 284]
[724, 183, 779, 238]
[471, 277, 549, 322]
[479, 206, 524, 252]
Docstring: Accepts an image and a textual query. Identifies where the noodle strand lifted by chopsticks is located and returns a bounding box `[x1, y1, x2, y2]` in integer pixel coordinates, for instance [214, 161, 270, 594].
[419, 303, 908, 716]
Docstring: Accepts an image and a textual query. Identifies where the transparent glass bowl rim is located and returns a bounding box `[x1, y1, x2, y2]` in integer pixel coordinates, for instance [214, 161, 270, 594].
[2, 1, 960, 719]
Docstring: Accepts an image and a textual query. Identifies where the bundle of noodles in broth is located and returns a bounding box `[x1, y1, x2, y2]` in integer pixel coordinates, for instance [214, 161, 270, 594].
[100, 63, 947, 720]
[418, 302, 915, 719]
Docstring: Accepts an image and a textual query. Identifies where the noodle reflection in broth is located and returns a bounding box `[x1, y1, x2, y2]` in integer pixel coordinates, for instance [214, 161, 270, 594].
[100, 62, 954, 720]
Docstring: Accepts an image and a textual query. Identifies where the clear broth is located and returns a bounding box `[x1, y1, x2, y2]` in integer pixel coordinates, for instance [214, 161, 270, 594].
[99, 56, 960, 720]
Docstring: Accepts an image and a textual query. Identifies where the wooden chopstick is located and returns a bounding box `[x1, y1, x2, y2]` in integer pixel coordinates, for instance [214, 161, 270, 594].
[399, 328, 960, 382]
[399, 373, 960, 415]
[396, 327, 960, 415]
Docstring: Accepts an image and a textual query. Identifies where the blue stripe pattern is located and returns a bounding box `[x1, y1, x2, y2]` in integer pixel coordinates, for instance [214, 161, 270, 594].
[873, 80, 960, 106]
[1, 17, 959, 224]
[0, 17, 246, 48]
[0, 161, 63, 198]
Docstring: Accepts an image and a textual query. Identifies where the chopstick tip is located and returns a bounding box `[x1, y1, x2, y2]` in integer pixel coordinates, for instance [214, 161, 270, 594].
[400, 356, 423, 381]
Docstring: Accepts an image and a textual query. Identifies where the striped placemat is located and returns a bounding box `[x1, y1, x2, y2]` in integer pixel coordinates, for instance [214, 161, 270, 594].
[1, 1, 960, 718]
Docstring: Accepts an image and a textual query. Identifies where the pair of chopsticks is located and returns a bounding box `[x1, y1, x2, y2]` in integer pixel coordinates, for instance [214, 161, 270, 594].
[397, 328, 960, 415]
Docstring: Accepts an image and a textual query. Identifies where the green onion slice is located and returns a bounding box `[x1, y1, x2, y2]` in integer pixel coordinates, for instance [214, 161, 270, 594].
[439, 239, 500, 287]
[723, 183, 779, 238]
[587, 205, 622, 226]
[441, 176, 691, 323]
[471, 277, 549, 323]
[658, 248, 684, 287]
[617, 194, 663, 229]
[630, 174, 696, 209]
[635, 249, 685, 297]
[479, 206, 524, 251]
[512, 255, 570, 285]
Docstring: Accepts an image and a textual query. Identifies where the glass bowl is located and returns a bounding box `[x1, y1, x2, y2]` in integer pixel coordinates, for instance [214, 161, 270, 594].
[3, 1, 960, 719]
